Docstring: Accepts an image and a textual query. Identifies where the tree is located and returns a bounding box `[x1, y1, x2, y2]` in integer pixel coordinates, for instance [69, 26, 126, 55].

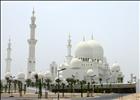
[66, 78, 76, 94]
[87, 82, 90, 97]
[38, 79, 42, 99]
[62, 83, 65, 97]
[99, 78, 102, 84]
[13, 80, 18, 93]
[0, 80, 3, 93]
[24, 84, 26, 94]
[34, 74, 38, 94]
[45, 78, 52, 90]
[5, 77, 11, 94]
[80, 81, 83, 97]
[25, 79, 31, 87]
[18, 80, 22, 97]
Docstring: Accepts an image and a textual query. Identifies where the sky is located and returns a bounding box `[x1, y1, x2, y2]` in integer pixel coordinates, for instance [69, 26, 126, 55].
[1, 1, 139, 82]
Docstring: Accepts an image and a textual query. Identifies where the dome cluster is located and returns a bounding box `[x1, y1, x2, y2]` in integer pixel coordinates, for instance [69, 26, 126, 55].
[75, 39, 104, 61]
[17, 72, 25, 79]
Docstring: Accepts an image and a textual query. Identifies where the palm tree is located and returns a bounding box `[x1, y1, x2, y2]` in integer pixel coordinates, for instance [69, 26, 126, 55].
[80, 81, 83, 97]
[4, 84, 7, 93]
[109, 83, 112, 93]
[120, 77, 123, 83]
[66, 78, 75, 94]
[99, 78, 102, 84]
[5, 77, 10, 94]
[13, 80, 17, 93]
[0, 80, 3, 93]
[18, 80, 22, 97]
[87, 82, 90, 97]
[45, 78, 52, 90]
[38, 79, 42, 99]
[62, 83, 65, 97]
[24, 84, 26, 94]
[25, 79, 31, 87]
[34, 74, 38, 94]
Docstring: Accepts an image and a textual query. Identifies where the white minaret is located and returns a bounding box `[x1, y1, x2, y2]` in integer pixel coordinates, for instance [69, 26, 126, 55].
[50, 61, 57, 81]
[65, 33, 72, 64]
[27, 9, 37, 78]
[5, 38, 12, 73]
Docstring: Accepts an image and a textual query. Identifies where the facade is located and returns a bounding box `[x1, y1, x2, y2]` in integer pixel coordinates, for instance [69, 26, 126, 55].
[5, 38, 12, 74]
[57, 34, 124, 84]
[27, 9, 37, 78]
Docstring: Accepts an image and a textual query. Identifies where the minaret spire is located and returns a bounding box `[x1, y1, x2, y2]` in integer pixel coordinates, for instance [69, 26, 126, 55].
[91, 33, 93, 40]
[5, 38, 12, 73]
[83, 36, 85, 41]
[27, 9, 37, 78]
[32, 8, 35, 16]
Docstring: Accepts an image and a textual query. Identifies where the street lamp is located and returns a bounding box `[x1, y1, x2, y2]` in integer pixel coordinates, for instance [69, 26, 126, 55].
[57, 68, 66, 100]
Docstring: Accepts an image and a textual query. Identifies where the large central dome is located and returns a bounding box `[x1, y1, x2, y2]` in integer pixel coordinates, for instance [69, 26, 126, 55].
[75, 38, 104, 59]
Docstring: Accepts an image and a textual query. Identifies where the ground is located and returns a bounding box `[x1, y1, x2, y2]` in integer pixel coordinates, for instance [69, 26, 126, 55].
[1, 88, 140, 100]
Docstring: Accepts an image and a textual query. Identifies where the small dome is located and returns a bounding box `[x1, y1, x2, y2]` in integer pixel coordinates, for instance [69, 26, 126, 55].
[70, 58, 81, 68]
[17, 72, 25, 79]
[31, 72, 37, 78]
[75, 41, 93, 58]
[44, 71, 52, 79]
[38, 72, 44, 79]
[111, 63, 120, 71]
[5, 72, 12, 78]
[99, 60, 102, 64]
[87, 69, 94, 76]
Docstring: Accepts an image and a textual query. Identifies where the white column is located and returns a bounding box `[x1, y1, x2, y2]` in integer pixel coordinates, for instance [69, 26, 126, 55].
[5, 38, 12, 73]
[65, 33, 72, 64]
[27, 9, 37, 78]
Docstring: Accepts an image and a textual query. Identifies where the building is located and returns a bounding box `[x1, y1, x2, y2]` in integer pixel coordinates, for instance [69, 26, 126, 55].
[27, 9, 37, 78]
[57, 34, 124, 84]
[50, 61, 58, 81]
[5, 38, 12, 74]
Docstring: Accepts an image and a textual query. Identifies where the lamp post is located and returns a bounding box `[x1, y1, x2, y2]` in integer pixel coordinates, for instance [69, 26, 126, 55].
[57, 68, 66, 100]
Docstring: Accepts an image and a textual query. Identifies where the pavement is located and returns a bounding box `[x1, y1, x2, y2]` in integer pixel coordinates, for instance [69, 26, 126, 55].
[1, 87, 140, 100]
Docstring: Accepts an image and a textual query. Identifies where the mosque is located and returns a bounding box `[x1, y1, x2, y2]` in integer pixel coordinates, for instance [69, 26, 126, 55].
[51, 34, 124, 84]
[4, 9, 124, 84]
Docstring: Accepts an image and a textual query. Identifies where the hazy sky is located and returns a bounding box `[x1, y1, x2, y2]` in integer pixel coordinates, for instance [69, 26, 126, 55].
[1, 1, 139, 82]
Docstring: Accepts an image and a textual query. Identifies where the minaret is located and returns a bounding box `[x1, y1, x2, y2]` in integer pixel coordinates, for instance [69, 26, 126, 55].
[5, 38, 12, 73]
[27, 9, 37, 78]
[65, 33, 72, 64]
[83, 36, 85, 41]
[91, 33, 93, 40]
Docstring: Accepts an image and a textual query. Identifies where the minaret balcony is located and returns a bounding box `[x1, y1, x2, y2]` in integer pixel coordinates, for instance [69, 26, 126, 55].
[28, 39, 37, 44]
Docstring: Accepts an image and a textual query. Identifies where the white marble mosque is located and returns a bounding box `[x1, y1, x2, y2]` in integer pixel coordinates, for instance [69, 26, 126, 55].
[4, 9, 139, 91]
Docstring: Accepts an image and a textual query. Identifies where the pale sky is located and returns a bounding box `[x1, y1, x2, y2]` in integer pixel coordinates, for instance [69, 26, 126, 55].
[1, 1, 139, 82]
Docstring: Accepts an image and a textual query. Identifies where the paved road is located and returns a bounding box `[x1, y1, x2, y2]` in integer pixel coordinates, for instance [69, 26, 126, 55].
[71, 93, 130, 100]
[1, 88, 130, 100]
